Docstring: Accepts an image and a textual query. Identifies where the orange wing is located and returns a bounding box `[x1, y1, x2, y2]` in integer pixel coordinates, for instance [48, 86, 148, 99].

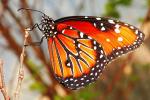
[47, 26, 107, 89]
[55, 16, 145, 61]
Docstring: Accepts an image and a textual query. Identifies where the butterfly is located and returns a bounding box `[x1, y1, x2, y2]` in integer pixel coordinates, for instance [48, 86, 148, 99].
[19, 8, 145, 90]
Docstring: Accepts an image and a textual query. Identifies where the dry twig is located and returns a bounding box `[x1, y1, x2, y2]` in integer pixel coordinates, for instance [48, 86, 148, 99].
[0, 59, 10, 100]
[13, 30, 29, 100]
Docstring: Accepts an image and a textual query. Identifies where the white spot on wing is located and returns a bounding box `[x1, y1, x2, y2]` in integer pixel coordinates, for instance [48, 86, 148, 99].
[65, 79, 68, 82]
[54, 32, 57, 34]
[62, 30, 65, 34]
[101, 27, 105, 31]
[115, 24, 120, 28]
[94, 23, 96, 27]
[67, 63, 71, 66]
[114, 24, 121, 33]
[81, 78, 84, 80]
[52, 26, 55, 29]
[96, 17, 101, 20]
[118, 37, 123, 42]
[108, 19, 115, 24]
[88, 36, 92, 39]
[80, 32, 84, 38]
[76, 84, 79, 86]
[71, 84, 73, 86]
[116, 52, 119, 55]
[140, 33, 143, 38]
[100, 54, 103, 58]
[124, 23, 129, 26]
[115, 28, 120, 33]
[94, 46, 97, 50]
[96, 65, 99, 68]
[50, 31, 53, 33]
[90, 73, 93, 76]
[70, 78, 73, 81]
[78, 44, 81, 48]
[130, 26, 134, 29]
[135, 30, 138, 34]
[95, 72, 98, 76]
[118, 47, 121, 49]
[93, 41, 96, 45]
[106, 38, 110, 42]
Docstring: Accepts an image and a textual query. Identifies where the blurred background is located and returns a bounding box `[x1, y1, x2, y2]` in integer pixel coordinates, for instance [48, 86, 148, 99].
[0, 0, 150, 100]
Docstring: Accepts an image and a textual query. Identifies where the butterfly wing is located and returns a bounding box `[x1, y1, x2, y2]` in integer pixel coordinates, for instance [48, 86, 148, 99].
[48, 25, 107, 89]
[55, 16, 145, 61]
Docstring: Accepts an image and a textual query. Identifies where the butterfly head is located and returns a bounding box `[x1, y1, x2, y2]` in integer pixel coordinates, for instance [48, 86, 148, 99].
[41, 15, 56, 38]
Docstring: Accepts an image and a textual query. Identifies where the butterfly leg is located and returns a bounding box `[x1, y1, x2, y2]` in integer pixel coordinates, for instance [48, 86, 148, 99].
[24, 23, 46, 46]
[24, 33, 46, 47]
[25, 23, 43, 31]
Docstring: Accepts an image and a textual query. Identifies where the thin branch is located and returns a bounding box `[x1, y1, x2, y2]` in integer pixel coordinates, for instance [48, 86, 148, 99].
[0, 59, 10, 100]
[13, 30, 29, 100]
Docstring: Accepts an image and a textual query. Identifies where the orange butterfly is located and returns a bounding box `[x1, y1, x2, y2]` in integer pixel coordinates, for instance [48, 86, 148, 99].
[19, 8, 144, 90]
[45, 16, 144, 89]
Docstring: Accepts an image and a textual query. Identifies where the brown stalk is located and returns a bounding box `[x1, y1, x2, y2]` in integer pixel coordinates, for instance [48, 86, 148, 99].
[0, 59, 10, 100]
[13, 30, 29, 100]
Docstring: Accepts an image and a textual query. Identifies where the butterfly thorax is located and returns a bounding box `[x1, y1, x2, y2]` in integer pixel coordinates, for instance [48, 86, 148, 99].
[41, 16, 56, 38]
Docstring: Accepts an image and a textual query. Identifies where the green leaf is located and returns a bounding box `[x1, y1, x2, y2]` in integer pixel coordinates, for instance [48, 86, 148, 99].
[30, 81, 46, 92]
[116, 0, 132, 6]
[130, 74, 140, 82]
[54, 95, 62, 100]
[26, 59, 43, 77]
[103, 0, 133, 18]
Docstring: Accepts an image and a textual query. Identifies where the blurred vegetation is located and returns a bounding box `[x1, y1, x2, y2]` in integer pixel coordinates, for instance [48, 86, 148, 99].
[0, 0, 150, 100]
[104, 0, 133, 18]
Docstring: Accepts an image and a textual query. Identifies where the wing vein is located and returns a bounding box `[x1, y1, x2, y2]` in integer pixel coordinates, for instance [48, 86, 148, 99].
[53, 39, 64, 77]
[56, 36, 90, 72]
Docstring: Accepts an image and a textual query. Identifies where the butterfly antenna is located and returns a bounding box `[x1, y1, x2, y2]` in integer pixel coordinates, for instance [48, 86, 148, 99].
[18, 8, 47, 16]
